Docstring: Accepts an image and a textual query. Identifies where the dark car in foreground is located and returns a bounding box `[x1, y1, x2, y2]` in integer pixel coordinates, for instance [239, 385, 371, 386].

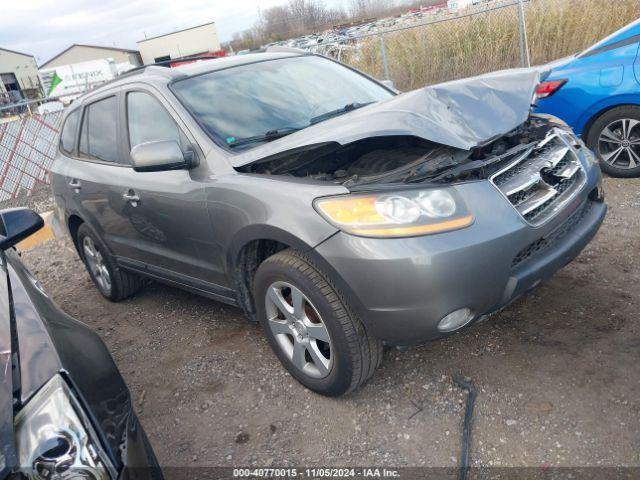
[50, 52, 606, 396]
[535, 19, 640, 177]
[0, 208, 160, 479]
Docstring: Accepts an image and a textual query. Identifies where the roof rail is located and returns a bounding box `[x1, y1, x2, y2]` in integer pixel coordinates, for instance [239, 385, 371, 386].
[264, 46, 308, 55]
[117, 55, 221, 77]
[80, 55, 219, 97]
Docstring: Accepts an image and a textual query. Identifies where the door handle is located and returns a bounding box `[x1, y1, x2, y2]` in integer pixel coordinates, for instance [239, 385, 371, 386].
[123, 189, 140, 206]
[68, 179, 81, 192]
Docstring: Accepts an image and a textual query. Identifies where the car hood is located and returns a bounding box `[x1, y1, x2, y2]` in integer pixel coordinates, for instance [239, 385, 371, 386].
[2, 250, 135, 472]
[231, 67, 542, 167]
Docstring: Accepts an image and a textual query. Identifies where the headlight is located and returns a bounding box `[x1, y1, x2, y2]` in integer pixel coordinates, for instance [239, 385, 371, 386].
[15, 375, 114, 480]
[314, 188, 474, 238]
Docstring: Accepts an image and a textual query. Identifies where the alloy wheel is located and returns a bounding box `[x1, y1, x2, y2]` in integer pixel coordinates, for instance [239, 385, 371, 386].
[597, 118, 640, 169]
[82, 236, 112, 294]
[265, 281, 333, 379]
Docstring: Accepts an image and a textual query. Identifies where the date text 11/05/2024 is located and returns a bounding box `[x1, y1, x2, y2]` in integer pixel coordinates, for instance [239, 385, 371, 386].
[232, 468, 401, 478]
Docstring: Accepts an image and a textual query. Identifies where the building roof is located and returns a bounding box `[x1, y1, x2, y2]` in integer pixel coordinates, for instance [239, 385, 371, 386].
[137, 21, 216, 44]
[0, 47, 36, 59]
[39, 43, 140, 68]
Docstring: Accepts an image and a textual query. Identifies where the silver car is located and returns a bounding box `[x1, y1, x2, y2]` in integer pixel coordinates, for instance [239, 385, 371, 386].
[50, 52, 606, 396]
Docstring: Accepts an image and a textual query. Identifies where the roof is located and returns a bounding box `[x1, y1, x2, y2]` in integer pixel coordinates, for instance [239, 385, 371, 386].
[0, 47, 36, 59]
[40, 44, 141, 68]
[137, 21, 216, 44]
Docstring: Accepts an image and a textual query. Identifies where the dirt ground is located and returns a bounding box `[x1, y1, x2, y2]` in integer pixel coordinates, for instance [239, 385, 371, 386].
[21, 176, 639, 471]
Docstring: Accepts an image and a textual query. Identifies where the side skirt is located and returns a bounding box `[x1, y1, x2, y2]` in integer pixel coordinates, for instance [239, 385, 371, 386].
[115, 257, 239, 307]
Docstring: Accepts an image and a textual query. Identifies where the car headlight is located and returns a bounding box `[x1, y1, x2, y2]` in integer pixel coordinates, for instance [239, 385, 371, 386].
[314, 188, 474, 238]
[15, 375, 114, 480]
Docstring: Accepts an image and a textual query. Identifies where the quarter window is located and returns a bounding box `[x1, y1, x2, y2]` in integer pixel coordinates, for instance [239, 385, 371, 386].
[127, 92, 183, 149]
[78, 96, 119, 163]
[59, 109, 80, 154]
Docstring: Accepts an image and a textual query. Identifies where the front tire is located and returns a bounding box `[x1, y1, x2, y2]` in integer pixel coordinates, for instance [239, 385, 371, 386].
[254, 249, 382, 397]
[585, 105, 640, 178]
[76, 223, 141, 301]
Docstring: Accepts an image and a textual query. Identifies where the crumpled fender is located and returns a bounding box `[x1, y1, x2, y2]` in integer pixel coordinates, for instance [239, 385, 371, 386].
[232, 67, 541, 167]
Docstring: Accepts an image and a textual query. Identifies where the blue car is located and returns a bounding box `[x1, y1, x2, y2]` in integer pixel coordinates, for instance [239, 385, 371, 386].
[536, 19, 640, 177]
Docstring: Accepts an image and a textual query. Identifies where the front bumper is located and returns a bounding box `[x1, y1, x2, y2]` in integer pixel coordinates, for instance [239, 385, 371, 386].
[312, 161, 606, 346]
[118, 412, 163, 479]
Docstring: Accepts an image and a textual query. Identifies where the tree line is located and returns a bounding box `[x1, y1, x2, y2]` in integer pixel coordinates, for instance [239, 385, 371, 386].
[228, 0, 445, 51]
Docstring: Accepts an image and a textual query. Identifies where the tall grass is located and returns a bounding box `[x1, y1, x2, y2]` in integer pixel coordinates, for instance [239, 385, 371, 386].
[341, 0, 639, 91]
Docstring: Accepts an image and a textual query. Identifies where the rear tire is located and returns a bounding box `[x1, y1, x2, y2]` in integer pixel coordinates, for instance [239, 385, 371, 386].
[585, 105, 640, 178]
[254, 249, 382, 397]
[76, 223, 141, 301]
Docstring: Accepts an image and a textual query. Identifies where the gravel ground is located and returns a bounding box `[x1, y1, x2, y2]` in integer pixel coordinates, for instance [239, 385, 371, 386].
[0, 183, 55, 213]
[21, 176, 640, 471]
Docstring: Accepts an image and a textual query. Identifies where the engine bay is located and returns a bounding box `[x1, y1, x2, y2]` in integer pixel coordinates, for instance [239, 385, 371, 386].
[238, 115, 563, 188]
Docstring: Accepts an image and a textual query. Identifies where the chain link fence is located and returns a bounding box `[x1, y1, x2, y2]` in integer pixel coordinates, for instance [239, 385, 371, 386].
[0, 110, 62, 202]
[313, 0, 530, 90]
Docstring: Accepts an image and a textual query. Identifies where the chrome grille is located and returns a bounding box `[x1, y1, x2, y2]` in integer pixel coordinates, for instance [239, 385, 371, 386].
[490, 129, 586, 226]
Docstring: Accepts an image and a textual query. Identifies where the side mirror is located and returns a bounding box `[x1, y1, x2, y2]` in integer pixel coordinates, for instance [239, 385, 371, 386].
[0, 209, 44, 250]
[130, 141, 193, 172]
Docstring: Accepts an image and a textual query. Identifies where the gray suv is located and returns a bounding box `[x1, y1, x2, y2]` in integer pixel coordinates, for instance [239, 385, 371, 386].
[51, 52, 606, 396]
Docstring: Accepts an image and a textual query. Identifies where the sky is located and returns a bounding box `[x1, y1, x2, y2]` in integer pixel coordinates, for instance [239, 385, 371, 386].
[0, 0, 314, 65]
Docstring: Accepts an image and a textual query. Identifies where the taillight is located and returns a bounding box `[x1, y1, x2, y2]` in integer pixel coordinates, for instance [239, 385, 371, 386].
[536, 79, 567, 99]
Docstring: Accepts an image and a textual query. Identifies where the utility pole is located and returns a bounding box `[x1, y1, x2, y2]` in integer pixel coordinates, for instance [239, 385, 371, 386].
[517, 0, 531, 68]
[379, 35, 390, 81]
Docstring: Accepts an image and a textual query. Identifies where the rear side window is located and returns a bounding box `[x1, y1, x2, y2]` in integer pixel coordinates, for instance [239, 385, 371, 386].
[59, 110, 79, 154]
[127, 92, 183, 149]
[78, 96, 119, 163]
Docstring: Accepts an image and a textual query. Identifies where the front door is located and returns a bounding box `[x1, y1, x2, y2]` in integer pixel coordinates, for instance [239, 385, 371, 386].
[116, 87, 224, 287]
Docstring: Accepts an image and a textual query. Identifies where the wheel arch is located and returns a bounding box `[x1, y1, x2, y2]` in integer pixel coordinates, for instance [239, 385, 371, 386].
[228, 225, 322, 320]
[227, 226, 373, 338]
[580, 97, 640, 139]
[67, 213, 84, 256]
[66, 213, 116, 259]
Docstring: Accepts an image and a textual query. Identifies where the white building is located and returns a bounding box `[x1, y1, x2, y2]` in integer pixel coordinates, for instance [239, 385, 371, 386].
[137, 22, 221, 65]
[0, 47, 42, 102]
[37, 45, 143, 101]
[448, 0, 476, 10]
[39, 44, 142, 70]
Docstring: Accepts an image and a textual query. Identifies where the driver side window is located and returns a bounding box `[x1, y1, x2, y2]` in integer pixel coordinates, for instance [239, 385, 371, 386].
[127, 91, 187, 150]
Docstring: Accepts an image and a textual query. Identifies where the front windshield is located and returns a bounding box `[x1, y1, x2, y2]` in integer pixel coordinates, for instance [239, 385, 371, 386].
[171, 56, 394, 149]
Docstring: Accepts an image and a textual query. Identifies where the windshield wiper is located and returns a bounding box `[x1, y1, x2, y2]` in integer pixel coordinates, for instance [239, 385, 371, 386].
[227, 102, 376, 148]
[228, 127, 302, 148]
[310, 102, 375, 125]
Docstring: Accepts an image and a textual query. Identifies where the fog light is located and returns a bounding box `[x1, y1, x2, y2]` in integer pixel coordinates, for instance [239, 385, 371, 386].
[437, 308, 474, 332]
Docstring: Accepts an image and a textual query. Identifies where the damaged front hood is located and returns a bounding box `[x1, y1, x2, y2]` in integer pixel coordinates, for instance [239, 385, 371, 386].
[232, 67, 541, 167]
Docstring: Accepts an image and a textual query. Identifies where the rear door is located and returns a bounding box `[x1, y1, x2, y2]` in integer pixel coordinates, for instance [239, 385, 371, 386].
[64, 90, 137, 257]
[50, 107, 79, 226]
